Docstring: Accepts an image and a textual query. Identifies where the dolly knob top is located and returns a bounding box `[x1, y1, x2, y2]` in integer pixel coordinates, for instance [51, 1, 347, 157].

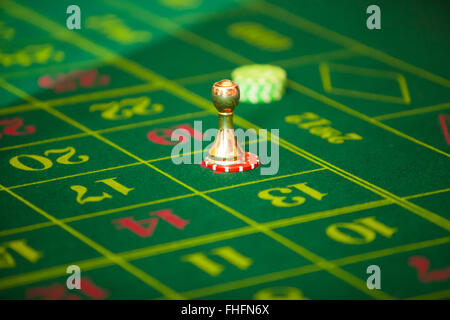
[211, 79, 240, 114]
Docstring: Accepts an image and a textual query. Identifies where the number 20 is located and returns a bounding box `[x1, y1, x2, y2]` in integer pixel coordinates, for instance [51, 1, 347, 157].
[9, 146, 89, 171]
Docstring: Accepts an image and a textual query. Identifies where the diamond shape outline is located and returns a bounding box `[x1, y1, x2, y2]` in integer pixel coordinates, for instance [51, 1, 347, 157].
[319, 62, 411, 104]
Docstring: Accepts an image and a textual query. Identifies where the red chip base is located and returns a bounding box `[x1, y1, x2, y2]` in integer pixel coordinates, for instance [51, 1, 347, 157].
[200, 152, 260, 173]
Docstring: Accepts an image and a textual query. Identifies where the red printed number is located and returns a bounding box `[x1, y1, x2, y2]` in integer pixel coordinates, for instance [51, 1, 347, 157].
[0, 117, 35, 139]
[26, 278, 108, 300]
[113, 209, 189, 237]
[147, 123, 203, 145]
[408, 256, 450, 283]
[438, 114, 450, 145]
[38, 69, 110, 93]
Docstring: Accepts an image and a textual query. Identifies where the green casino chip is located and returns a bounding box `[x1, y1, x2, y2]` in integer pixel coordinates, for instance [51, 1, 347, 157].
[231, 64, 287, 104]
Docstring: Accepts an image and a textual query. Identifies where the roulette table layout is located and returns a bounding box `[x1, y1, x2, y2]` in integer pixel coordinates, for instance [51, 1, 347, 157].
[0, 0, 449, 300]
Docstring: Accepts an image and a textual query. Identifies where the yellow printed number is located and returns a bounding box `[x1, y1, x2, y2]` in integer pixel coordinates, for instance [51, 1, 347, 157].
[228, 22, 292, 51]
[159, 0, 202, 10]
[285, 112, 362, 144]
[258, 187, 305, 207]
[10, 147, 89, 171]
[0, 239, 42, 269]
[258, 182, 327, 207]
[0, 44, 64, 68]
[86, 15, 151, 45]
[326, 216, 397, 244]
[89, 96, 163, 120]
[71, 177, 134, 205]
[254, 287, 308, 300]
[44, 147, 89, 165]
[181, 246, 252, 277]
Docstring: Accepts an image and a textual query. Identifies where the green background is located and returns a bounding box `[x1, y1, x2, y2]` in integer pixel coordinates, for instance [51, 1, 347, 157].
[0, 0, 449, 300]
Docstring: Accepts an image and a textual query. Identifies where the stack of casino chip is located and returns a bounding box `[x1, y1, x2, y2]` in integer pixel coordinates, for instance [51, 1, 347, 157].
[231, 64, 287, 104]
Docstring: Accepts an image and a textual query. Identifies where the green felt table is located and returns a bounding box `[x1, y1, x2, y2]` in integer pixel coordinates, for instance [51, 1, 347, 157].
[0, 0, 449, 300]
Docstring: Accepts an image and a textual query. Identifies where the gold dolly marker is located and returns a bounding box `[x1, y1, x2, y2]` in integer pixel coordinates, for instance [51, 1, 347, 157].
[201, 79, 260, 173]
